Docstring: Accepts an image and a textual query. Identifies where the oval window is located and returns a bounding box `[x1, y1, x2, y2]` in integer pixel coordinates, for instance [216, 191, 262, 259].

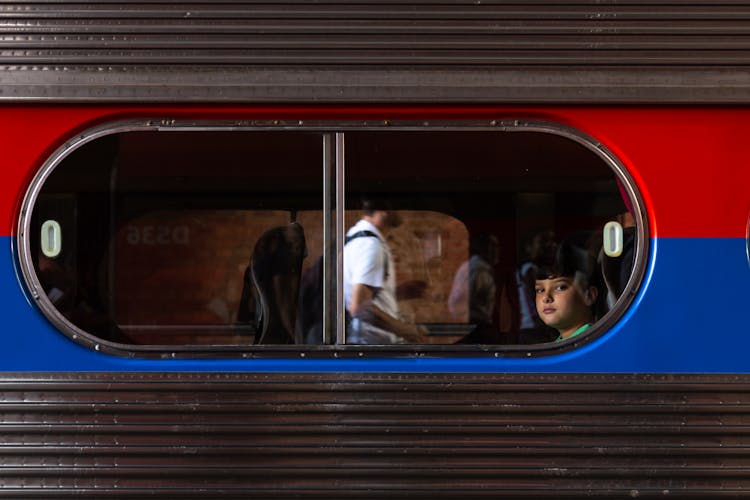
[18, 121, 645, 354]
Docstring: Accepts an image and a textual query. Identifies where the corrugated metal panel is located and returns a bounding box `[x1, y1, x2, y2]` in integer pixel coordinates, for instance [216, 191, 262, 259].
[1, 2, 750, 102]
[0, 372, 747, 497]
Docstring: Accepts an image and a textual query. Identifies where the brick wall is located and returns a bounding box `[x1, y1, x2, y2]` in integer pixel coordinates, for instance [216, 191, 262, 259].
[114, 209, 469, 342]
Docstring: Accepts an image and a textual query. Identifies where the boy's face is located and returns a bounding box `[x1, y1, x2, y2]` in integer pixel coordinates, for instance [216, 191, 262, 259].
[535, 276, 596, 337]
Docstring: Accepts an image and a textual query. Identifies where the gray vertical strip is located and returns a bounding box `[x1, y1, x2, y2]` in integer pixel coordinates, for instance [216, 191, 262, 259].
[322, 134, 333, 345]
[335, 132, 346, 345]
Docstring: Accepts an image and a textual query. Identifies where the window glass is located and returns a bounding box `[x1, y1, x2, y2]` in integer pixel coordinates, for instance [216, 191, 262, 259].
[341, 209, 470, 345]
[25, 124, 640, 352]
[344, 131, 635, 345]
[31, 131, 323, 346]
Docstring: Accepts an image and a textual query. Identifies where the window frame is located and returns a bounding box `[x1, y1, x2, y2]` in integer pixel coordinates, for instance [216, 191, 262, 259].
[17, 118, 649, 359]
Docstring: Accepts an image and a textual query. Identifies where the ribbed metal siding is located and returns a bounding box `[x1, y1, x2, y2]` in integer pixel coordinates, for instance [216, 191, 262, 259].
[0, 372, 747, 497]
[1, 2, 750, 102]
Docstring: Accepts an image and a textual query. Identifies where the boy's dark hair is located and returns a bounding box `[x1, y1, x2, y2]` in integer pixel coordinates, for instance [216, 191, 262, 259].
[536, 237, 595, 283]
[537, 231, 608, 319]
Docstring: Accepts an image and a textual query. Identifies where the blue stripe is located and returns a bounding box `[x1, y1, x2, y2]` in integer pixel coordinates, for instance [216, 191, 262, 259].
[1, 236, 746, 373]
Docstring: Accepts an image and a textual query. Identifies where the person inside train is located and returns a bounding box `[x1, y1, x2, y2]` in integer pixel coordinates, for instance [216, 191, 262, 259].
[599, 179, 638, 311]
[344, 197, 427, 344]
[534, 238, 599, 342]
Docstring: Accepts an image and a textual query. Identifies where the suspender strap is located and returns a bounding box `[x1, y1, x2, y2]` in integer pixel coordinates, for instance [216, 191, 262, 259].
[344, 230, 389, 281]
[344, 230, 379, 245]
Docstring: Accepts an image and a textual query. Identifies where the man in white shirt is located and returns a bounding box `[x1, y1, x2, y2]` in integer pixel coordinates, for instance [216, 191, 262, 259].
[344, 202, 427, 344]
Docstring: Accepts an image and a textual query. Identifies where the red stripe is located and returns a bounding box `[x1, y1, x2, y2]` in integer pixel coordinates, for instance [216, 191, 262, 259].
[1, 105, 748, 238]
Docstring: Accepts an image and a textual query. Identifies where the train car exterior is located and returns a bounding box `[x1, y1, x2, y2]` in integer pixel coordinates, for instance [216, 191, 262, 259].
[1, 1, 750, 498]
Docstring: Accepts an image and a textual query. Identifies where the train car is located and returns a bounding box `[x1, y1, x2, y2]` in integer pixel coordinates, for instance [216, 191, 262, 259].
[1, 1, 750, 497]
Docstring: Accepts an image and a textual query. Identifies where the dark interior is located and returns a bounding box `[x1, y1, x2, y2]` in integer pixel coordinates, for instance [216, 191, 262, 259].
[30, 128, 631, 347]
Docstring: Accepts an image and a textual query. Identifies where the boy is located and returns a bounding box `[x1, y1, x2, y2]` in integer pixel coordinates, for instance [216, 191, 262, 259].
[535, 269, 598, 341]
[534, 237, 599, 342]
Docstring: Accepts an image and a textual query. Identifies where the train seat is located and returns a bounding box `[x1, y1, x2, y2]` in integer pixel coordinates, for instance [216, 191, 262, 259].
[238, 222, 307, 344]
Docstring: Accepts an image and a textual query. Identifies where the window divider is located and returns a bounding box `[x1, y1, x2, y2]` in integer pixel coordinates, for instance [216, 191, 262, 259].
[322, 134, 334, 345]
[335, 132, 346, 345]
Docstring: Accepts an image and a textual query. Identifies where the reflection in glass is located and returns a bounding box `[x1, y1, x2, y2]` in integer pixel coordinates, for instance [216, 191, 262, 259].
[32, 131, 323, 345]
[28, 127, 638, 349]
[344, 130, 636, 345]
